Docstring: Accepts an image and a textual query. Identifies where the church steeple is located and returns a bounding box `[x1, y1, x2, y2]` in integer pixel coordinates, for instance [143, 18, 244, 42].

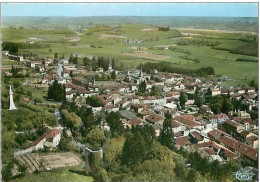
[9, 85, 17, 110]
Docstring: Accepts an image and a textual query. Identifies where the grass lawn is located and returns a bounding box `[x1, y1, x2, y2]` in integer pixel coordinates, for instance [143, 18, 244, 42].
[10, 163, 94, 182]
[2, 58, 16, 66]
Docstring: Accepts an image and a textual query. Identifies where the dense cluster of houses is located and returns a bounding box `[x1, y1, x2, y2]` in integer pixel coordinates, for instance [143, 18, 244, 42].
[14, 56, 259, 167]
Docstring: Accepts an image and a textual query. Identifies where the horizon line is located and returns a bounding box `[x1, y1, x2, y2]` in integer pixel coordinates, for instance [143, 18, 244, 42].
[2, 15, 258, 18]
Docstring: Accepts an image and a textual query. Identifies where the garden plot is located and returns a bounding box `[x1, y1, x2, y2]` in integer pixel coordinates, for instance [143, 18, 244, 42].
[12, 152, 81, 176]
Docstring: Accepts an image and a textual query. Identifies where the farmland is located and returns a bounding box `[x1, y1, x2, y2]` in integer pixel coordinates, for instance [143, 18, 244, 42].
[2, 23, 258, 84]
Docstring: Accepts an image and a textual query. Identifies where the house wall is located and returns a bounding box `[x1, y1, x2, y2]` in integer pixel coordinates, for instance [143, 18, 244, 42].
[35, 138, 46, 150]
[52, 133, 61, 147]
[173, 125, 186, 133]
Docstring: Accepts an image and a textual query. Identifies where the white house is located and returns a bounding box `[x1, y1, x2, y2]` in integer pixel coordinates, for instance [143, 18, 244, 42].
[26, 129, 61, 152]
[209, 114, 229, 123]
[212, 89, 221, 96]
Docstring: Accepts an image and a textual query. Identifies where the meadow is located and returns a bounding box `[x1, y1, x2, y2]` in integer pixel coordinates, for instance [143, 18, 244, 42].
[2, 24, 258, 84]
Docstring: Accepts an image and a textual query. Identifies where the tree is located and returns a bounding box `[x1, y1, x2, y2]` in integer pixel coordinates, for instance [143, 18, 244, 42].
[69, 54, 73, 64]
[186, 169, 203, 182]
[92, 57, 98, 71]
[121, 132, 147, 167]
[103, 136, 125, 171]
[231, 98, 241, 111]
[112, 58, 116, 69]
[47, 80, 66, 102]
[54, 52, 58, 59]
[221, 97, 233, 114]
[69, 70, 73, 77]
[73, 55, 78, 64]
[94, 168, 111, 182]
[111, 71, 116, 80]
[105, 112, 124, 137]
[249, 79, 256, 88]
[61, 110, 81, 134]
[2, 42, 19, 54]
[205, 86, 211, 96]
[83, 57, 91, 69]
[195, 87, 199, 95]
[58, 130, 72, 151]
[211, 103, 222, 114]
[179, 92, 187, 108]
[138, 80, 146, 93]
[205, 87, 212, 102]
[194, 95, 203, 107]
[194, 87, 203, 107]
[159, 113, 174, 149]
[150, 85, 160, 96]
[81, 107, 98, 134]
[145, 141, 175, 164]
[131, 160, 176, 182]
[87, 126, 105, 149]
[175, 162, 188, 182]
[86, 96, 103, 107]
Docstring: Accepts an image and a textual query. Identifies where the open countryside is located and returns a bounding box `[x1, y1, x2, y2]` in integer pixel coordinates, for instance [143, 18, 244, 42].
[2, 23, 258, 84]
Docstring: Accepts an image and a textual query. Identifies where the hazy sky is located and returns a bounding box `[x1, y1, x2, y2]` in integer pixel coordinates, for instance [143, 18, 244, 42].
[2, 3, 258, 17]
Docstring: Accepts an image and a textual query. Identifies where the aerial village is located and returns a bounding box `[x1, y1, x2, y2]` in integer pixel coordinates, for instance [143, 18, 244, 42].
[5, 50, 258, 176]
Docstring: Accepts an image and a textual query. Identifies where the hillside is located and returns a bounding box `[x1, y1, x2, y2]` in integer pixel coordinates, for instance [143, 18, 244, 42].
[2, 16, 258, 32]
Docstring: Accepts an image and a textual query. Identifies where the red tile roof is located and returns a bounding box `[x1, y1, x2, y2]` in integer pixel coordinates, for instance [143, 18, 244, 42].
[171, 120, 181, 128]
[104, 104, 117, 110]
[27, 134, 46, 149]
[181, 115, 195, 121]
[190, 131, 203, 141]
[208, 129, 226, 139]
[239, 130, 250, 137]
[174, 116, 201, 127]
[46, 129, 60, 139]
[146, 113, 164, 123]
[129, 118, 142, 126]
[247, 135, 258, 142]
[196, 141, 237, 159]
[175, 136, 191, 146]
[174, 132, 183, 137]
[217, 136, 258, 161]
[224, 120, 240, 127]
[203, 148, 216, 155]
[209, 113, 228, 120]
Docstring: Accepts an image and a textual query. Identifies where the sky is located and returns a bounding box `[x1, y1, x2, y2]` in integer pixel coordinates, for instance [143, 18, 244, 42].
[1, 3, 258, 17]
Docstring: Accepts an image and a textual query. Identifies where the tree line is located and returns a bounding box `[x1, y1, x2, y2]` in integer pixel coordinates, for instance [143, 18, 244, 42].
[139, 62, 215, 77]
[3, 42, 50, 54]
[83, 56, 116, 71]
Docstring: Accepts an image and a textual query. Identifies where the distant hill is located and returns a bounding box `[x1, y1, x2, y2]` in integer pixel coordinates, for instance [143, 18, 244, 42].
[2, 16, 258, 32]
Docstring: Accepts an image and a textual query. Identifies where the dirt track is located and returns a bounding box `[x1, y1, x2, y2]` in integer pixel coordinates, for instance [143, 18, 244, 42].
[123, 51, 170, 61]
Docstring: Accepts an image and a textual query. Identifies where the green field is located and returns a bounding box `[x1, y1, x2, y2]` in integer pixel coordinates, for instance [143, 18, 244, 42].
[10, 163, 94, 182]
[2, 24, 258, 84]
